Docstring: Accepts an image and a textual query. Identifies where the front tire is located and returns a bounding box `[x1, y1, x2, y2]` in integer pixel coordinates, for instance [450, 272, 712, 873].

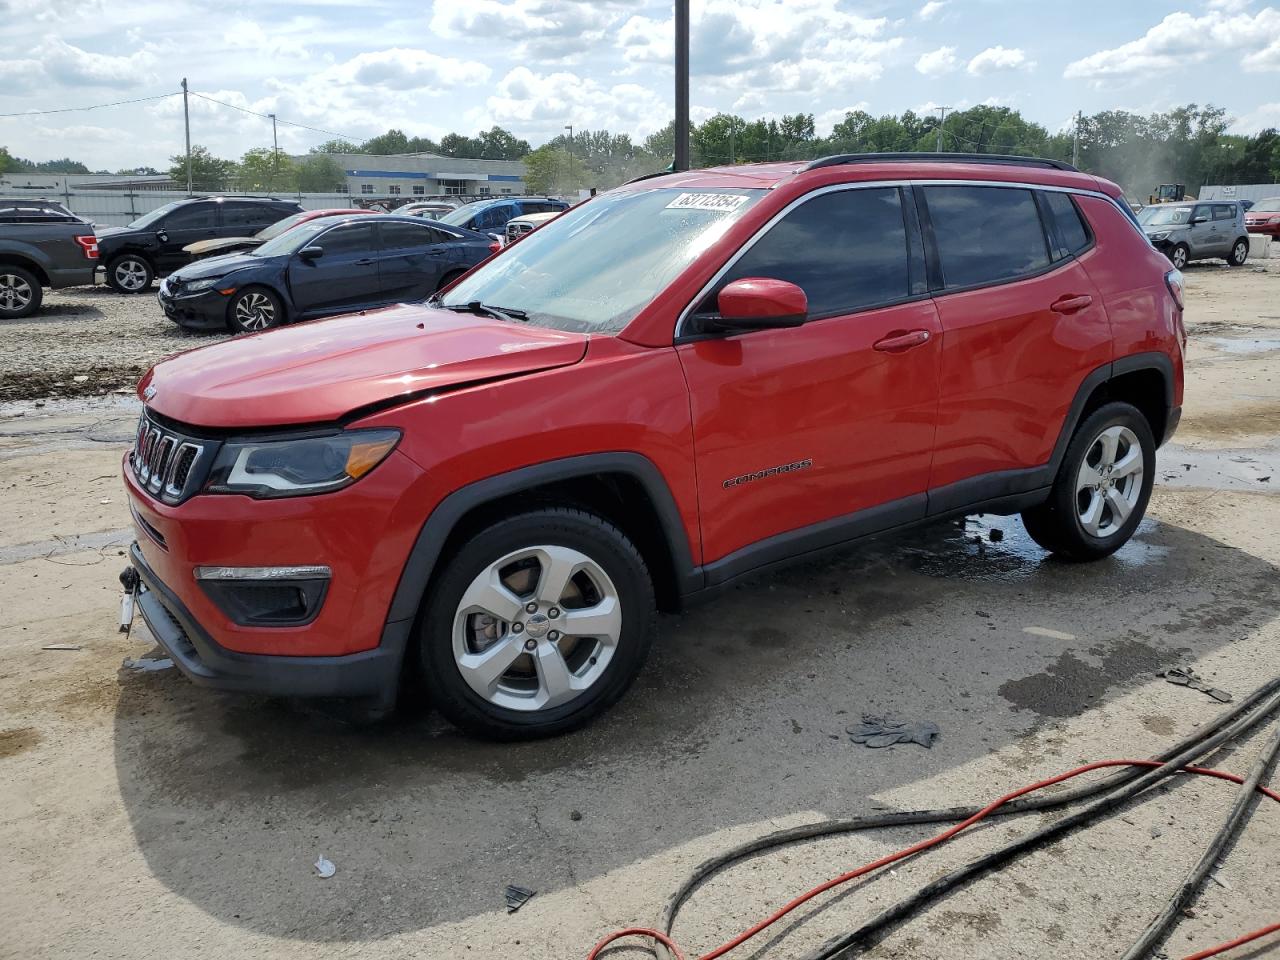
[227, 286, 284, 333]
[418, 507, 656, 740]
[1021, 402, 1155, 562]
[106, 254, 154, 293]
[1228, 238, 1248, 266]
[0, 266, 42, 319]
[1168, 244, 1189, 270]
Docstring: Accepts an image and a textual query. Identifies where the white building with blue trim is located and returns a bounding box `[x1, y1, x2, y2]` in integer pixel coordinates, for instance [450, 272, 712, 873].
[323, 152, 527, 198]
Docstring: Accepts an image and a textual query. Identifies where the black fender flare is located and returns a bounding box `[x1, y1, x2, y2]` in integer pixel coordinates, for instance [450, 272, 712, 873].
[383, 452, 701, 627]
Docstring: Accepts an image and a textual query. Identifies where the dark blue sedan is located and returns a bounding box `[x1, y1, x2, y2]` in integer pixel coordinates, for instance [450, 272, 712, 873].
[157, 213, 497, 333]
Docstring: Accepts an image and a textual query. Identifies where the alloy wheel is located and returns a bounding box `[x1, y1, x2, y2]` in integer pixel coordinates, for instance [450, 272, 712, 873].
[451, 544, 622, 712]
[1232, 240, 1248, 265]
[234, 292, 276, 331]
[1171, 246, 1188, 270]
[0, 273, 33, 313]
[1075, 425, 1143, 538]
[114, 259, 149, 291]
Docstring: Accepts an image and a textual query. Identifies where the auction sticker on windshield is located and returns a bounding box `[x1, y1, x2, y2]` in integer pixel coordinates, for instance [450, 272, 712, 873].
[665, 193, 751, 212]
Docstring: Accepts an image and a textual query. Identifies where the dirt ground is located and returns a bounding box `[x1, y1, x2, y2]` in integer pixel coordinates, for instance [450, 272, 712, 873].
[3, 260, 1280, 960]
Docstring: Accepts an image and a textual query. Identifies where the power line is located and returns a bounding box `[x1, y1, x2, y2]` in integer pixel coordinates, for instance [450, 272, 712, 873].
[0, 92, 179, 119]
[187, 91, 363, 143]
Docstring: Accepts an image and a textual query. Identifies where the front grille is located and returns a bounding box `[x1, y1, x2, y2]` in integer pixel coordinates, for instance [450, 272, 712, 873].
[129, 412, 211, 505]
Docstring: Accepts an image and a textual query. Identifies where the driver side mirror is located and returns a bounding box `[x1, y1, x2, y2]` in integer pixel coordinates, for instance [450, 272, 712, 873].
[1190, 215, 1208, 225]
[299, 245, 324, 261]
[706, 278, 808, 334]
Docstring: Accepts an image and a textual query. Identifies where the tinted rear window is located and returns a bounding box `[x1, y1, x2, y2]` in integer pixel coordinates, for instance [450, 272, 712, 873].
[924, 186, 1049, 288]
[381, 220, 437, 249]
[1045, 191, 1091, 256]
[712, 186, 910, 318]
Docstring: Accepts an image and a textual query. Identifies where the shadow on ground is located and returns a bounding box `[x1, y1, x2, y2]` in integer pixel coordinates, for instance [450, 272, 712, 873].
[112, 513, 1279, 941]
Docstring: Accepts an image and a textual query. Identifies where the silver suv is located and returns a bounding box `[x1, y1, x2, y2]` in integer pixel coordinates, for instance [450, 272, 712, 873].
[1138, 200, 1249, 269]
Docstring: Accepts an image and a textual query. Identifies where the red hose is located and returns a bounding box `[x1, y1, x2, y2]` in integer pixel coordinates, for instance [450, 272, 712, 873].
[585, 759, 1280, 960]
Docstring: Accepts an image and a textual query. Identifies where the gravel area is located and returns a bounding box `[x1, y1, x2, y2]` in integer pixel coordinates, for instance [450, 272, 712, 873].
[0, 284, 230, 402]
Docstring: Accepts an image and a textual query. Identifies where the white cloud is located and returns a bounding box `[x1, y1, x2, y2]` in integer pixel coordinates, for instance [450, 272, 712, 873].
[1230, 101, 1280, 133]
[29, 37, 156, 88]
[1064, 7, 1280, 80]
[325, 48, 491, 93]
[430, 0, 629, 60]
[475, 66, 669, 141]
[967, 45, 1033, 75]
[918, 1, 947, 20]
[915, 45, 959, 76]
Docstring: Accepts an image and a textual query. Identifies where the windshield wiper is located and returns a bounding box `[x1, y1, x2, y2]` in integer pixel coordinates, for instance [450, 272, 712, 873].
[441, 301, 528, 323]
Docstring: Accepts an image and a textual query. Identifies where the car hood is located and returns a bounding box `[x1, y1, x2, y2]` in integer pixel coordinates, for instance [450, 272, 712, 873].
[138, 303, 590, 428]
[169, 252, 264, 281]
[184, 236, 261, 255]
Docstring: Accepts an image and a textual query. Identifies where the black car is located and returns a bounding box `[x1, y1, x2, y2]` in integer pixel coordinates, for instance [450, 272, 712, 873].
[157, 213, 497, 333]
[97, 196, 302, 294]
[437, 196, 569, 237]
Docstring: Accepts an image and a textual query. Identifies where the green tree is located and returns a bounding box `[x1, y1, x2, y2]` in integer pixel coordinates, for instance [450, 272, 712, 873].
[439, 132, 483, 157]
[478, 126, 531, 160]
[237, 147, 298, 192]
[523, 145, 588, 195]
[116, 166, 160, 176]
[296, 154, 345, 192]
[311, 139, 360, 154]
[361, 129, 411, 154]
[168, 144, 235, 190]
[0, 146, 21, 173]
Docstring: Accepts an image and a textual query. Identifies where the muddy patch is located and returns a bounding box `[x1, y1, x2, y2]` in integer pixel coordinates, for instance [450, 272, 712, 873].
[0, 726, 41, 759]
[998, 638, 1183, 717]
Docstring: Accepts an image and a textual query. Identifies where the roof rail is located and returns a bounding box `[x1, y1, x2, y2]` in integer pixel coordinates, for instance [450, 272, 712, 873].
[802, 152, 1078, 173]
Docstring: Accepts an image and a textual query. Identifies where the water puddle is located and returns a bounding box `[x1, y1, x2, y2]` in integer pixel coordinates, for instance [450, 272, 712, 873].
[1160, 441, 1279, 491]
[1202, 337, 1280, 355]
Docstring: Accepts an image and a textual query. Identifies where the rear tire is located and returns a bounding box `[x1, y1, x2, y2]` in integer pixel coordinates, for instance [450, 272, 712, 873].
[227, 286, 284, 333]
[0, 265, 42, 319]
[418, 507, 656, 740]
[435, 269, 466, 293]
[1168, 244, 1189, 270]
[106, 254, 154, 293]
[1021, 402, 1155, 562]
[1228, 238, 1249, 266]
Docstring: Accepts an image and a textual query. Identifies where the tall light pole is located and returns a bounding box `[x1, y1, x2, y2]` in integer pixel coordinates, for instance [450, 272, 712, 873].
[674, 0, 690, 171]
[269, 112, 279, 193]
[935, 105, 950, 152]
[565, 124, 573, 143]
[181, 77, 192, 195]
[1072, 110, 1082, 168]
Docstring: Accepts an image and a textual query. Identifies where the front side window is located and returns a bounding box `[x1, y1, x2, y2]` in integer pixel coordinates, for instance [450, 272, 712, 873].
[316, 222, 376, 256]
[164, 204, 217, 229]
[440, 187, 764, 334]
[1192, 205, 1212, 223]
[924, 186, 1049, 288]
[705, 187, 911, 320]
[222, 204, 270, 228]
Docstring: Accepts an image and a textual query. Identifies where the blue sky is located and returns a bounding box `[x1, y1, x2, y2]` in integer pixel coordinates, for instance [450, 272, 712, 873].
[3, 0, 1279, 169]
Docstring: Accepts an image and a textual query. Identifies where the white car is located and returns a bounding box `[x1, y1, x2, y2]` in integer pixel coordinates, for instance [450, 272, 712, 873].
[503, 211, 562, 245]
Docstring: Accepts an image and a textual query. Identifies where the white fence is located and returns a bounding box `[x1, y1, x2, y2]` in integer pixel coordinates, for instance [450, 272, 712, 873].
[50, 190, 364, 227]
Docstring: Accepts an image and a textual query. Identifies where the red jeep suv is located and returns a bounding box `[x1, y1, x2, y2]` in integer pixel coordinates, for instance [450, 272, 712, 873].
[122, 154, 1185, 739]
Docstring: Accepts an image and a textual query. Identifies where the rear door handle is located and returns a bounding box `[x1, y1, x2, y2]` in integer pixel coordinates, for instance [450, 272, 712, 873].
[1050, 295, 1093, 315]
[355, 258, 376, 266]
[873, 329, 932, 352]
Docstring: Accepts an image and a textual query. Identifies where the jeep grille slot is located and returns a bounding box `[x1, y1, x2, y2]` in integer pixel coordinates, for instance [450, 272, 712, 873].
[129, 413, 209, 505]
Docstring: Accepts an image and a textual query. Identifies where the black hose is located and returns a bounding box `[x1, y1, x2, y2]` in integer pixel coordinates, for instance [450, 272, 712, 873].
[1119, 719, 1280, 960]
[799, 688, 1280, 960]
[655, 676, 1280, 960]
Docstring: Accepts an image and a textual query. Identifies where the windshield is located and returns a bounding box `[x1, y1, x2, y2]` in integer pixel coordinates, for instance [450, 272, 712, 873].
[1138, 206, 1194, 226]
[1251, 198, 1280, 213]
[255, 211, 310, 241]
[253, 217, 346, 257]
[440, 187, 764, 334]
[126, 200, 184, 229]
[438, 201, 490, 227]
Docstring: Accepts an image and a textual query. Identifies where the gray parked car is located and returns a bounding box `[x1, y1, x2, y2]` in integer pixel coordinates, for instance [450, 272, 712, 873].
[0, 198, 99, 319]
[1138, 200, 1250, 269]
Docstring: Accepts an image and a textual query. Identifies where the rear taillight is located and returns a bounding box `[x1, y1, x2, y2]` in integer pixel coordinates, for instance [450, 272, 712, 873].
[488, 240, 502, 254]
[75, 235, 99, 259]
[1165, 269, 1184, 310]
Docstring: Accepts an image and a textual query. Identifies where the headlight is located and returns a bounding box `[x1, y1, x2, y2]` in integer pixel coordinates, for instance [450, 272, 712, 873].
[1149, 232, 1170, 241]
[184, 277, 223, 293]
[206, 429, 400, 498]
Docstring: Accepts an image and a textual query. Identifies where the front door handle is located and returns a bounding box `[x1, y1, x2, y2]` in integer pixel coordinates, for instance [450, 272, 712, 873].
[1050, 294, 1093, 315]
[873, 329, 932, 353]
[355, 258, 376, 266]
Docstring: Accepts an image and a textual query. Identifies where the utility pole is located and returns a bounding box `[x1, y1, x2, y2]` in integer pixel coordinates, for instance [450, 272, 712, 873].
[674, 0, 690, 171]
[564, 124, 573, 143]
[1072, 110, 1082, 168]
[269, 113, 279, 193]
[729, 121, 735, 165]
[181, 78, 192, 195]
[935, 105, 950, 152]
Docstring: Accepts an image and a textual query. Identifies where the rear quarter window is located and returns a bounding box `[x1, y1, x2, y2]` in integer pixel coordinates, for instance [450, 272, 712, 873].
[1044, 191, 1092, 256]
[924, 186, 1050, 288]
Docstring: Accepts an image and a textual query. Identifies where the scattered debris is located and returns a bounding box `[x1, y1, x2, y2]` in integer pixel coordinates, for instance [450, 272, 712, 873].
[974, 610, 991, 619]
[569, 810, 583, 822]
[849, 715, 940, 749]
[1209, 872, 1231, 891]
[505, 884, 536, 913]
[1150, 826, 1163, 839]
[989, 528, 1004, 542]
[122, 656, 174, 672]
[99, 497, 112, 504]
[1023, 626, 1077, 641]
[1161, 667, 1232, 703]
[41, 643, 81, 651]
[1259, 476, 1271, 483]
[314, 856, 336, 879]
